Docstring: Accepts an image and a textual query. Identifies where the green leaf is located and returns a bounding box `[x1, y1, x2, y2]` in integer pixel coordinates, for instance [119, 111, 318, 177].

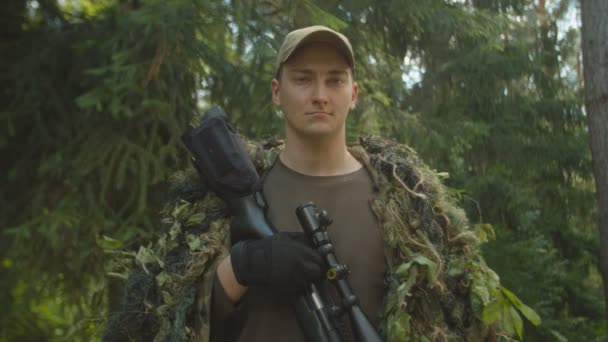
[471, 292, 485, 320]
[471, 269, 491, 319]
[509, 306, 524, 340]
[136, 246, 162, 268]
[396, 256, 438, 286]
[395, 260, 413, 277]
[301, 0, 347, 30]
[171, 200, 191, 219]
[75, 91, 101, 109]
[186, 233, 202, 251]
[141, 99, 170, 111]
[501, 301, 516, 338]
[158, 235, 167, 249]
[187, 212, 206, 226]
[169, 221, 182, 241]
[107, 272, 128, 280]
[372, 91, 392, 106]
[485, 268, 501, 294]
[384, 291, 397, 315]
[410, 255, 438, 285]
[389, 312, 410, 341]
[84, 66, 111, 76]
[436, 171, 450, 179]
[501, 287, 541, 325]
[397, 266, 418, 310]
[447, 257, 466, 277]
[481, 299, 502, 325]
[549, 329, 569, 342]
[162, 290, 173, 305]
[156, 271, 171, 287]
[96, 235, 123, 250]
[473, 223, 495, 242]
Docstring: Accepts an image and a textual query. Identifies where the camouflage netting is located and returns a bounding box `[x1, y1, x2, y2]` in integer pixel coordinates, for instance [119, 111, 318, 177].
[356, 136, 493, 341]
[103, 170, 231, 341]
[103, 135, 513, 342]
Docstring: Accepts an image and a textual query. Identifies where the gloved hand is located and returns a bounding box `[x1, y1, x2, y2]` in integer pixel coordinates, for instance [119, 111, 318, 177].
[230, 232, 324, 293]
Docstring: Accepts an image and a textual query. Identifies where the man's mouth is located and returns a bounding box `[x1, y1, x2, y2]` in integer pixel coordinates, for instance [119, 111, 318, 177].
[306, 111, 332, 116]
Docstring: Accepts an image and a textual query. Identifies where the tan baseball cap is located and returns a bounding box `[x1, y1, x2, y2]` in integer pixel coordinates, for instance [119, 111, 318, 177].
[275, 25, 355, 77]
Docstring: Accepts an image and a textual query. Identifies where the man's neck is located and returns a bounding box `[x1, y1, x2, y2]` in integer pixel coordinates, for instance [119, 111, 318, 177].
[280, 133, 362, 176]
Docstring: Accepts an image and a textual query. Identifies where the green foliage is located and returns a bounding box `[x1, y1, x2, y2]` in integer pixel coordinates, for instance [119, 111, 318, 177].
[2, 0, 202, 338]
[1, 0, 604, 340]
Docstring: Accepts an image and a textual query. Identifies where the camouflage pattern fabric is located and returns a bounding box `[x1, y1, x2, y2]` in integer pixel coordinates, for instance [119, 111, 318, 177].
[104, 135, 504, 342]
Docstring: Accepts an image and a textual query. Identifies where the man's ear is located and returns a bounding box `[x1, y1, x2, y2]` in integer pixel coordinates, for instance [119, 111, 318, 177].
[350, 81, 359, 110]
[271, 78, 281, 106]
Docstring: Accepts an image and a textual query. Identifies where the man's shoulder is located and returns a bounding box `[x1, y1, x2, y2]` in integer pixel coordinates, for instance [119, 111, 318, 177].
[349, 135, 441, 190]
[355, 135, 420, 157]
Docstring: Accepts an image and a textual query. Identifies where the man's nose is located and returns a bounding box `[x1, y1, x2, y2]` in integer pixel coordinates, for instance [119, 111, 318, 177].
[311, 80, 329, 104]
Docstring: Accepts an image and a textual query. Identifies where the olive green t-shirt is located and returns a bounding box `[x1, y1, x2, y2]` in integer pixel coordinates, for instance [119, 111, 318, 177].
[211, 159, 386, 342]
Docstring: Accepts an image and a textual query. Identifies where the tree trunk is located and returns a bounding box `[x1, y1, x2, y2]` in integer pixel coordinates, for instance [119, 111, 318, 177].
[580, 0, 608, 320]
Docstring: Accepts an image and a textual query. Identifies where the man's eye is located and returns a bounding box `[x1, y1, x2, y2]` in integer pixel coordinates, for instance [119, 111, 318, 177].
[330, 78, 345, 85]
[294, 77, 309, 83]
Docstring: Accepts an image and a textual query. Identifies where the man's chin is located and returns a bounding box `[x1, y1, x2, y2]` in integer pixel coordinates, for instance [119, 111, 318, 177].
[300, 127, 341, 139]
[285, 121, 344, 140]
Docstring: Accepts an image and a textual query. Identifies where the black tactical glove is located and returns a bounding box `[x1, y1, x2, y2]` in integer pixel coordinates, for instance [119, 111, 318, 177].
[230, 232, 324, 293]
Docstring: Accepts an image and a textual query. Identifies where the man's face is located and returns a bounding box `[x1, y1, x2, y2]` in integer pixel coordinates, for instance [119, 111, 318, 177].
[271, 42, 358, 140]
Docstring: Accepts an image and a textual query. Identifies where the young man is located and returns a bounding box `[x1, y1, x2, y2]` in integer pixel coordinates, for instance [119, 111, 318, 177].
[105, 25, 503, 342]
[211, 26, 386, 341]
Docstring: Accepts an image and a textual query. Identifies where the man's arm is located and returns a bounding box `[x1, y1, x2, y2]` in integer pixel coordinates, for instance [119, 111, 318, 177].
[216, 255, 248, 302]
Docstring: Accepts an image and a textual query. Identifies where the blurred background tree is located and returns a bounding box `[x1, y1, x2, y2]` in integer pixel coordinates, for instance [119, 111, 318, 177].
[580, 0, 608, 322]
[0, 0, 604, 340]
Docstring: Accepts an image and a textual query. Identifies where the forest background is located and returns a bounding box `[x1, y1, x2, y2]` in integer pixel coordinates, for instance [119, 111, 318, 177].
[1, 0, 606, 341]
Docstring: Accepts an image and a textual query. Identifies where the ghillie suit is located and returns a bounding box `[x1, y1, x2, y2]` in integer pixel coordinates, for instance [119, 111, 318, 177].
[104, 135, 507, 342]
